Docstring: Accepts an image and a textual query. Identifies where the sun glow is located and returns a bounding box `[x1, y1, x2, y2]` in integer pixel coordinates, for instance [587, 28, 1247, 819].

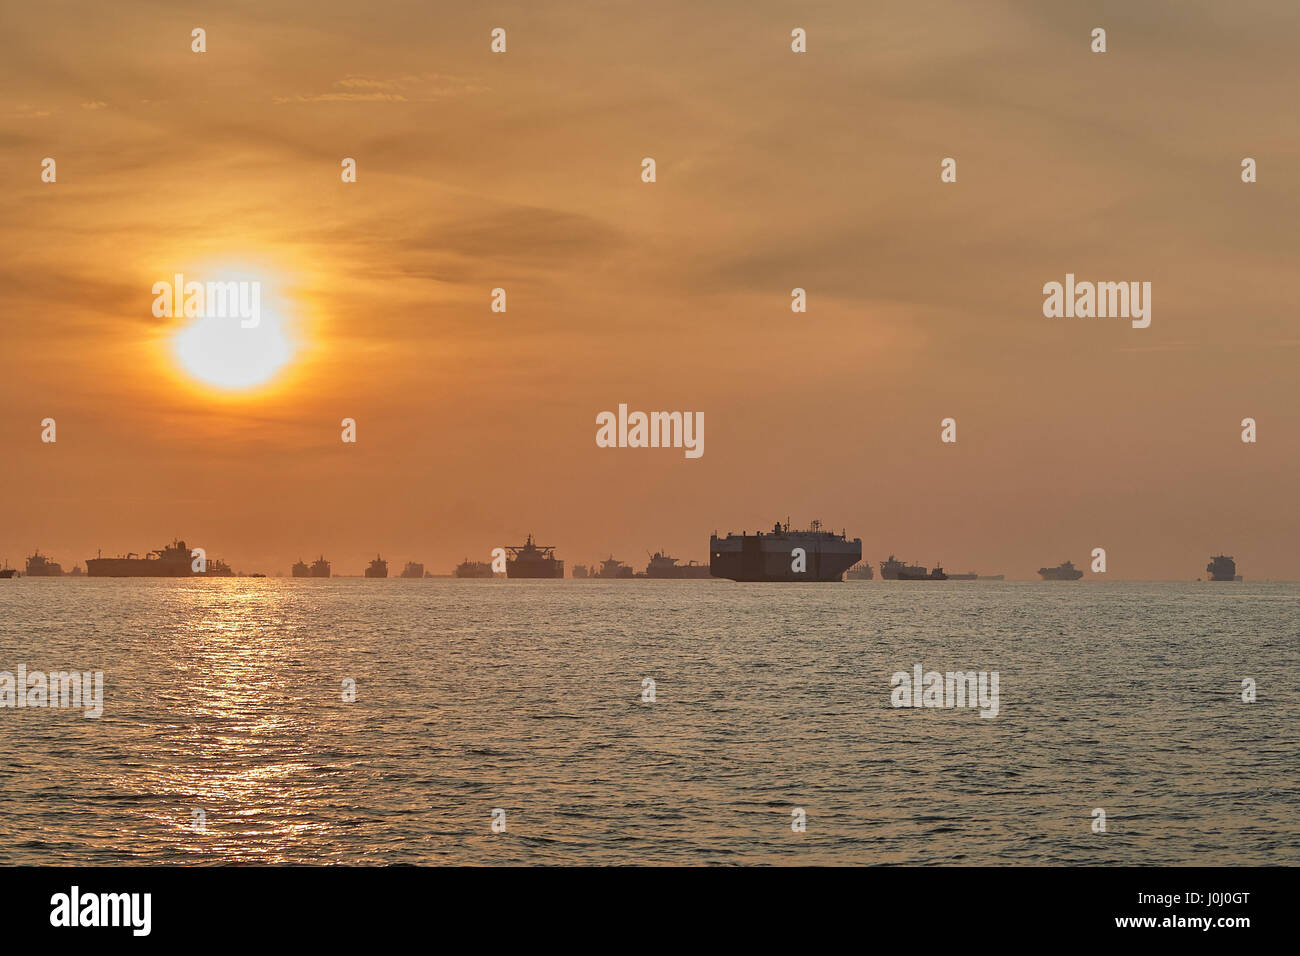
[167, 267, 299, 392]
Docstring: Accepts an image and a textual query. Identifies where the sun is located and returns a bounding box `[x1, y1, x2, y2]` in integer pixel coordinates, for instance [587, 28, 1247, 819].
[168, 268, 298, 391]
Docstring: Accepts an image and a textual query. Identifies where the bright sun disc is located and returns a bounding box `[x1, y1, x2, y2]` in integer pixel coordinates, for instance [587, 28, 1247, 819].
[171, 285, 296, 391]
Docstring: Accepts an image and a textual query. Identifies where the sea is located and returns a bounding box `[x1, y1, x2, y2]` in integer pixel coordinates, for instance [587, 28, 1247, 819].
[0, 579, 1295, 865]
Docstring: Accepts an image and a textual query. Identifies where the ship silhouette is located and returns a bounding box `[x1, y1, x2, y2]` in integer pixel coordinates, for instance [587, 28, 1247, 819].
[710, 520, 861, 582]
[26, 550, 64, 577]
[506, 535, 564, 579]
[1038, 560, 1083, 581]
[455, 558, 494, 578]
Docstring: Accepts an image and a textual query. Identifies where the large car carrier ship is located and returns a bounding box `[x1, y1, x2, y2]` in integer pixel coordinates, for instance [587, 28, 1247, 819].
[709, 520, 861, 582]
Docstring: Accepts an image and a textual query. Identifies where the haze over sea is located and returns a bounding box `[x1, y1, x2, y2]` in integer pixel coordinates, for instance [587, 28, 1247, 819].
[0, 579, 1295, 866]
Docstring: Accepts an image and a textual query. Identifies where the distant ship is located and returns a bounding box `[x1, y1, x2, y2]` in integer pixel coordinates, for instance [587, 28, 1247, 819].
[1038, 560, 1083, 581]
[365, 555, 388, 578]
[400, 561, 425, 579]
[597, 556, 634, 579]
[880, 555, 927, 580]
[292, 559, 310, 577]
[455, 559, 494, 578]
[26, 551, 64, 576]
[845, 562, 875, 580]
[897, 565, 949, 581]
[506, 536, 564, 579]
[0, 561, 16, 579]
[710, 520, 861, 582]
[947, 571, 978, 581]
[571, 564, 590, 578]
[1206, 555, 1237, 582]
[67, 565, 85, 577]
[977, 574, 1005, 581]
[86, 539, 230, 577]
[201, 558, 234, 577]
[310, 556, 331, 578]
[644, 552, 712, 579]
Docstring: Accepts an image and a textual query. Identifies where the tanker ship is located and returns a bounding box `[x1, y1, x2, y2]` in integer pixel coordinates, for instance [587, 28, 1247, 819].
[25, 551, 64, 576]
[506, 536, 564, 578]
[86, 539, 231, 577]
[880, 555, 927, 580]
[455, 559, 495, 578]
[365, 555, 389, 578]
[644, 552, 712, 579]
[709, 520, 861, 582]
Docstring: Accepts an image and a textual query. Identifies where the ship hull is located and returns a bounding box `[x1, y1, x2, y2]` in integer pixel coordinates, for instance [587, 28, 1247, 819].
[1038, 571, 1083, 581]
[709, 533, 861, 582]
[645, 566, 713, 579]
[87, 558, 192, 577]
[506, 560, 564, 579]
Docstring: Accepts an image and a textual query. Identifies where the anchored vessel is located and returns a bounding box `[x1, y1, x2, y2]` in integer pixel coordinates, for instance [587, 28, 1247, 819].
[0, 561, 16, 579]
[1038, 560, 1084, 581]
[455, 559, 494, 578]
[946, 571, 978, 581]
[1206, 555, 1237, 582]
[365, 555, 389, 578]
[86, 539, 231, 577]
[879, 555, 927, 580]
[710, 520, 861, 582]
[310, 556, 331, 578]
[898, 565, 949, 581]
[292, 559, 310, 577]
[571, 564, 590, 578]
[597, 556, 634, 579]
[846, 562, 875, 580]
[506, 536, 564, 579]
[400, 561, 424, 579]
[25, 551, 64, 577]
[644, 552, 712, 578]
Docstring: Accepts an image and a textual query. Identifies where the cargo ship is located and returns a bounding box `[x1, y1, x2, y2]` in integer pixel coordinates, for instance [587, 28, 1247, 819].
[0, 561, 16, 579]
[879, 555, 927, 580]
[201, 558, 234, 577]
[947, 571, 978, 581]
[1206, 555, 1237, 582]
[845, 562, 874, 580]
[310, 556, 331, 578]
[644, 552, 712, 579]
[86, 539, 231, 577]
[400, 561, 425, 579]
[455, 559, 494, 578]
[978, 574, 1005, 581]
[597, 556, 634, 579]
[897, 565, 949, 581]
[365, 555, 388, 578]
[710, 520, 861, 582]
[506, 536, 564, 579]
[25, 551, 64, 576]
[1038, 560, 1083, 581]
[571, 564, 590, 578]
[292, 559, 310, 577]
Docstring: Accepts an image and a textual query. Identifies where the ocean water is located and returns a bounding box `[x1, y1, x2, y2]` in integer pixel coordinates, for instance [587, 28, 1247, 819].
[0, 578, 1295, 866]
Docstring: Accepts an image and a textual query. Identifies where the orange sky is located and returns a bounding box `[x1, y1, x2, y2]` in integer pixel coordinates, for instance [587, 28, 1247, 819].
[2, 1, 1297, 578]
